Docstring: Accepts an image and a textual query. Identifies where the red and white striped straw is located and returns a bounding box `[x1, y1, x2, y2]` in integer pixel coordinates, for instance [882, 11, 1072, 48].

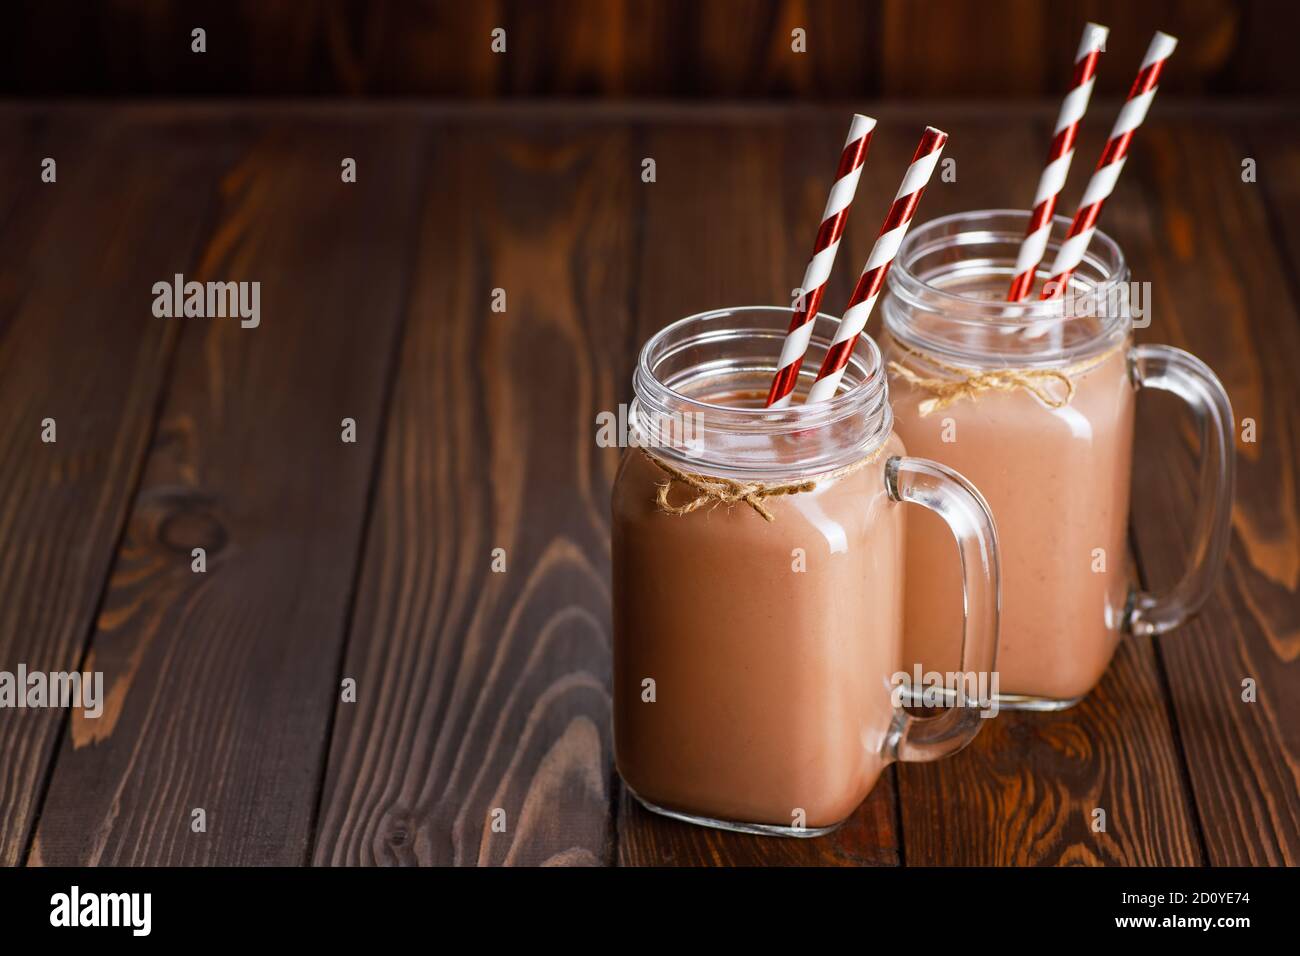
[764, 113, 876, 408]
[1041, 31, 1177, 299]
[805, 127, 948, 405]
[1007, 22, 1108, 301]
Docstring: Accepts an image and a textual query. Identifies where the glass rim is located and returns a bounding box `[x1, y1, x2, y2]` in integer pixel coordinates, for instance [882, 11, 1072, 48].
[631, 304, 894, 478]
[887, 208, 1131, 328]
[635, 304, 889, 424]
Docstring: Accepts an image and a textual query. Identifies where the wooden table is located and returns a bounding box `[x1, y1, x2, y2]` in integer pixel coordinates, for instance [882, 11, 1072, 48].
[1, 101, 1296, 867]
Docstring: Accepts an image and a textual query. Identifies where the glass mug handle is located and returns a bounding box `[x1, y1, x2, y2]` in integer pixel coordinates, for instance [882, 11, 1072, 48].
[882, 456, 1000, 762]
[1126, 344, 1236, 636]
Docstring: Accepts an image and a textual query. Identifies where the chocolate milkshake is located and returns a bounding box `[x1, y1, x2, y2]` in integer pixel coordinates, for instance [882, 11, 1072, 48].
[882, 210, 1235, 708]
[613, 431, 906, 829]
[612, 306, 1000, 834]
[888, 340, 1133, 702]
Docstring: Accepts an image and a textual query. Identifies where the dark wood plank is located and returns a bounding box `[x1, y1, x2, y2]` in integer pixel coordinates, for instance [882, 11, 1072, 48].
[1117, 119, 1300, 865]
[1, 0, 1288, 99]
[27, 119, 425, 866]
[880, 0, 1048, 99]
[901, 640, 1203, 865]
[312, 123, 637, 866]
[880, 0, 1251, 99]
[1252, 117, 1300, 277]
[0, 110, 236, 866]
[893, 113, 1202, 866]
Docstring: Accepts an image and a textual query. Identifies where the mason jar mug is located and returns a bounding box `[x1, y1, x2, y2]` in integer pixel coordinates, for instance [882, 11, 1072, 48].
[882, 210, 1235, 710]
[612, 306, 1001, 836]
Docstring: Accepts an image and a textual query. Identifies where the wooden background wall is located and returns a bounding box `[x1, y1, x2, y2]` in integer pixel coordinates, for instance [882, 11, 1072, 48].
[3, 0, 1297, 99]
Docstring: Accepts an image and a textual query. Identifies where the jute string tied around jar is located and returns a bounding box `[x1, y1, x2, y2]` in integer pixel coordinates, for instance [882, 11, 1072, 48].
[641, 445, 885, 523]
[886, 337, 1125, 417]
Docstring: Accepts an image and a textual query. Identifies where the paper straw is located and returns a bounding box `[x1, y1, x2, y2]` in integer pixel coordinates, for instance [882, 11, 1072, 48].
[805, 127, 948, 405]
[764, 113, 876, 408]
[1041, 31, 1177, 300]
[1007, 22, 1108, 301]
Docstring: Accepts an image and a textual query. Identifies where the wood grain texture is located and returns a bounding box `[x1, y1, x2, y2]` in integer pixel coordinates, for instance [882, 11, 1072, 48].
[1, 0, 1293, 99]
[312, 123, 637, 866]
[0, 112, 234, 866]
[0, 102, 1294, 868]
[1119, 120, 1300, 865]
[887, 115, 1201, 866]
[27, 120, 425, 865]
[1252, 119, 1300, 278]
[900, 640, 1203, 865]
[880, 0, 1247, 98]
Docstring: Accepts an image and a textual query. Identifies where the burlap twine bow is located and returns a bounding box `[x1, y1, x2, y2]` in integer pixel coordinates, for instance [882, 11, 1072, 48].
[642, 446, 884, 522]
[887, 338, 1123, 417]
